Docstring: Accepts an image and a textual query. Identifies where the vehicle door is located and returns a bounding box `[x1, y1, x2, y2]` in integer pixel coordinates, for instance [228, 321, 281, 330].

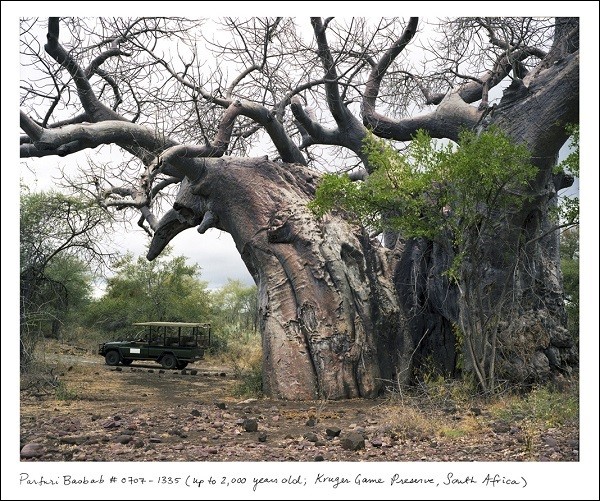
[129, 329, 150, 359]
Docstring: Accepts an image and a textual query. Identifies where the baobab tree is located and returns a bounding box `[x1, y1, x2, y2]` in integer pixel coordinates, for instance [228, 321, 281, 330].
[19, 16, 578, 399]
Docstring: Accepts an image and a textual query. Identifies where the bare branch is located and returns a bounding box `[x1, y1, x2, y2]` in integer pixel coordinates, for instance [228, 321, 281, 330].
[310, 17, 351, 127]
[362, 18, 419, 114]
[44, 17, 116, 120]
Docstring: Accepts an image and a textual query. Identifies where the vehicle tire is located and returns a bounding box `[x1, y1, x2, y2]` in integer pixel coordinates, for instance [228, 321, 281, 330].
[176, 361, 188, 370]
[161, 354, 177, 370]
[121, 358, 133, 366]
[105, 351, 120, 366]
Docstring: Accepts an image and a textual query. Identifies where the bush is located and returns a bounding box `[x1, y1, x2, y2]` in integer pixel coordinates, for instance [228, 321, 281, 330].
[219, 335, 263, 398]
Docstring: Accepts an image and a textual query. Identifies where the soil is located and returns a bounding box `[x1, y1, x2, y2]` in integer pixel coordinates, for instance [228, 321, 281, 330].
[20, 342, 579, 462]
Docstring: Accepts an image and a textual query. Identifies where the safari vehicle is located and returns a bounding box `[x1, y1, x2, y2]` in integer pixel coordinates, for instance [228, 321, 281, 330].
[98, 322, 211, 370]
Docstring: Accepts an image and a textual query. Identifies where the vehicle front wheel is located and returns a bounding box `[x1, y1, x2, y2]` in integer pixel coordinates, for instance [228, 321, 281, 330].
[161, 354, 177, 370]
[176, 361, 188, 370]
[121, 358, 133, 366]
[105, 351, 120, 366]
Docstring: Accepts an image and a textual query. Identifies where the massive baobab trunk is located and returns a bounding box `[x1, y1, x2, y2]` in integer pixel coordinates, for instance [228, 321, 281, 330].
[147, 158, 412, 399]
[19, 16, 579, 398]
[392, 33, 579, 386]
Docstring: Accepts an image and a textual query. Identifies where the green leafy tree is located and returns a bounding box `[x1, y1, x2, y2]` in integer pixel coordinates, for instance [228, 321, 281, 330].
[85, 248, 211, 339]
[20, 188, 110, 368]
[40, 255, 94, 338]
[311, 129, 537, 393]
[210, 279, 258, 350]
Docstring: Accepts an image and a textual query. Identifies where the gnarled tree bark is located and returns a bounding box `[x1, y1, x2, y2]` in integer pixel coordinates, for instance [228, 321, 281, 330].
[146, 158, 412, 399]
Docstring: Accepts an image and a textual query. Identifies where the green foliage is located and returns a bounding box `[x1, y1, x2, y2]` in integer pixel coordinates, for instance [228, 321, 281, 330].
[20, 188, 106, 367]
[493, 385, 579, 427]
[84, 248, 211, 340]
[560, 227, 579, 339]
[556, 124, 579, 178]
[209, 279, 258, 353]
[20, 188, 109, 273]
[55, 381, 79, 401]
[311, 129, 536, 248]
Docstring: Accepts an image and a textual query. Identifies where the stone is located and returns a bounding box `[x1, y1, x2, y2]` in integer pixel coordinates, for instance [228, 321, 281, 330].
[325, 427, 341, 437]
[370, 437, 383, 448]
[20, 443, 45, 458]
[243, 419, 258, 432]
[258, 432, 267, 443]
[191, 409, 201, 417]
[115, 435, 133, 444]
[492, 421, 510, 434]
[305, 417, 316, 427]
[215, 402, 227, 410]
[303, 432, 318, 443]
[59, 436, 87, 445]
[339, 433, 365, 451]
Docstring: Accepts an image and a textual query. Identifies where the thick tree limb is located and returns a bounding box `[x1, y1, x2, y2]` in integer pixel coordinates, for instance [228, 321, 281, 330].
[364, 90, 482, 142]
[45, 18, 118, 121]
[493, 51, 579, 162]
[421, 46, 549, 106]
[310, 17, 354, 128]
[149, 49, 306, 165]
[362, 17, 419, 115]
[290, 96, 340, 146]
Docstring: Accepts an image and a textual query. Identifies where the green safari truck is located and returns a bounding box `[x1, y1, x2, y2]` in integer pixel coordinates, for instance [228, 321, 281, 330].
[98, 322, 211, 370]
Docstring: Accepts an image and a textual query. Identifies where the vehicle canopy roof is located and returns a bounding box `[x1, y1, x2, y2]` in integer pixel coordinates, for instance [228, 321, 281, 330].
[133, 322, 210, 328]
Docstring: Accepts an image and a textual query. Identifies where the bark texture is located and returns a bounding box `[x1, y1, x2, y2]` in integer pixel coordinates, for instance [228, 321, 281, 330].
[148, 158, 412, 400]
[391, 51, 579, 387]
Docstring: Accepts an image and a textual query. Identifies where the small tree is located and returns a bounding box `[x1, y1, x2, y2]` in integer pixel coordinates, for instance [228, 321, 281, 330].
[211, 279, 258, 346]
[311, 129, 537, 393]
[20, 188, 111, 368]
[85, 248, 211, 339]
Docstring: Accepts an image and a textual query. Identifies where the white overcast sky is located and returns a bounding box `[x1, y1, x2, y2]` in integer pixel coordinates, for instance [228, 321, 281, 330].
[2, 3, 599, 499]
[21, 153, 255, 291]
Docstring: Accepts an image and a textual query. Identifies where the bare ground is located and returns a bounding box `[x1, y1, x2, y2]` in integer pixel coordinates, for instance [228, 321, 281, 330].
[20, 342, 579, 462]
